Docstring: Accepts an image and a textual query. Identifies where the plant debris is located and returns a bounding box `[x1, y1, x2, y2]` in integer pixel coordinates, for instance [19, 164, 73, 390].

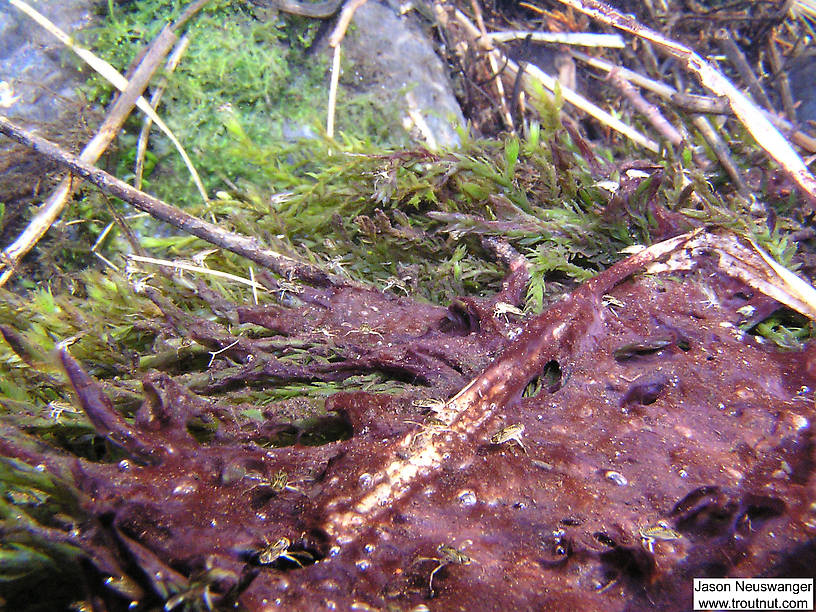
[2, 1, 816, 610]
[2, 228, 815, 610]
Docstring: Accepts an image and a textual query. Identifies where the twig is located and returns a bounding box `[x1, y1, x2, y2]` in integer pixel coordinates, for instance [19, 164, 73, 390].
[670, 92, 730, 114]
[608, 70, 683, 148]
[329, 0, 368, 44]
[638, 39, 661, 78]
[690, 115, 749, 195]
[510, 60, 527, 130]
[97, 197, 149, 259]
[487, 31, 625, 47]
[326, 45, 342, 140]
[714, 28, 773, 110]
[0, 115, 335, 286]
[0, 0, 211, 287]
[135, 35, 190, 191]
[555, 0, 816, 208]
[767, 34, 797, 123]
[326, 0, 369, 139]
[571, 48, 816, 154]
[570, 49, 675, 97]
[470, 0, 514, 132]
[435, 4, 659, 153]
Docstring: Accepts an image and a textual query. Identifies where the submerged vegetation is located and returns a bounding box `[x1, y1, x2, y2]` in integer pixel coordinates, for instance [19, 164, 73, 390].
[1, 0, 816, 609]
[80, 0, 406, 204]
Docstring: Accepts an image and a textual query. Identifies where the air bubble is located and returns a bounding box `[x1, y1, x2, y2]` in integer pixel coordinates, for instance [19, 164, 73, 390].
[458, 490, 477, 506]
[172, 480, 197, 496]
[605, 470, 628, 486]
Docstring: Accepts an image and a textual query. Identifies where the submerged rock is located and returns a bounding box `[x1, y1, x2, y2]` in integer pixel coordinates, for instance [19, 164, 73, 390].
[340, 0, 465, 149]
[0, 0, 96, 239]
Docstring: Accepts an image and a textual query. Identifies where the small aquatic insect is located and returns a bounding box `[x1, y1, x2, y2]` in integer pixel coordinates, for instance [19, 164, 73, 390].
[273, 280, 305, 301]
[267, 470, 289, 492]
[699, 284, 719, 309]
[639, 521, 682, 553]
[248, 470, 303, 496]
[436, 543, 473, 566]
[425, 542, 474, 596]
[341, 322, 384, 338]
[255, 537, 313, 567]
[405, 414, 453, 447]
[490, 423, 527, 453]
[493, 301, 525, 321]
[602, 294, 625, 316]
[411, 397, 448, 412]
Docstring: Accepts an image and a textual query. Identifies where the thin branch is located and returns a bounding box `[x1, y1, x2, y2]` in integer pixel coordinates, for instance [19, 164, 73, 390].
[0, 115, 336, 286]
[326, 0, 369, 139]
[691, 115, 749, 195]
[435, 4, 659, 152]
[608, 69, 684, 148]
[670, 92, 731, 114]
[326, 45, 342, 140]
[487, 31, 625, 47]
[714, 28, 773, 110]
[135, 35, 190, 191]
[767, 33, 797, 123]
[556, 0, 816, 208]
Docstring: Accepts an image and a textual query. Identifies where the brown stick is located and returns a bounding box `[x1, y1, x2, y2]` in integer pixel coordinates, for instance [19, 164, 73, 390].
[556, 0, 816, 209]
[0, 115, 334, 286]
[714, 28, 773, 110]
[609, 69, 684, 148]
[671, 92, 731, 114]
[690, 115, 749, 195]
[0, 0, 213, 286]
[0, 24, 179, 286]
[767, 34, 797, 124]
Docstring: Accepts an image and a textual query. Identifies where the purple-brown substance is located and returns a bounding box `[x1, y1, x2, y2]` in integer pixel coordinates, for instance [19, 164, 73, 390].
[3, 233, 815, 611]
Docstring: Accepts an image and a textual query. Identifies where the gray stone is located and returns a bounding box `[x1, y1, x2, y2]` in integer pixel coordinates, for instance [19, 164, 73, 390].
[0, 0, 98, 239]
[0, 0, 95, 126]
[788, 52, 816, 126]
[341, 0, 465, 149]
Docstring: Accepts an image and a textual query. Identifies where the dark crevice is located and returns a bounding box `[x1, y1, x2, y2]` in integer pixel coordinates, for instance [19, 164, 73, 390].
[522, 360, 562, 397]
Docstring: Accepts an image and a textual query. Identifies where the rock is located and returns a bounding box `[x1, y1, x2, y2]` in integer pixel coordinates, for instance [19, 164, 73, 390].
[788, 51, 816, 126]
[0, 0, 93, 126]
[340, 0, 465, 149]
[0, 0, 98, 239]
